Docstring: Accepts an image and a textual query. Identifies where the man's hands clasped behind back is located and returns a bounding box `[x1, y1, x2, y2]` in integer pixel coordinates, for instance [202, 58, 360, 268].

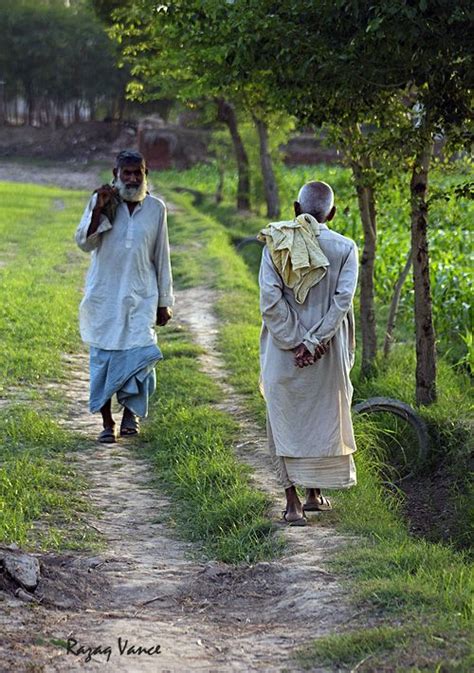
[293, 342, 329, 368]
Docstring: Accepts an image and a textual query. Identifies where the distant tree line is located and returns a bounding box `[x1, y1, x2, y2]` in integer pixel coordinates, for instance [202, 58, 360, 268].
[0, 0, 128, 126]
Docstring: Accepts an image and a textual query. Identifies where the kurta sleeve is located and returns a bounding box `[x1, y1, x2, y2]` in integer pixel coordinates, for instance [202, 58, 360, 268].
[302, 242, 359, 354]
[259, 246, 307, 350]
[153, 203, 174, 307]
[75, 193, 113, 252]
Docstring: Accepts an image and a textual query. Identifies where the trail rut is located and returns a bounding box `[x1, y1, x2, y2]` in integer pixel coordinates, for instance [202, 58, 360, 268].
[0, 167, 354, 672]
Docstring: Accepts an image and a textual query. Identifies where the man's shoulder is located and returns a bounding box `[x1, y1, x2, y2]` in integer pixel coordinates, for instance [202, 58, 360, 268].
[321, 228, 357, 253]
[144, 194, 167, 211]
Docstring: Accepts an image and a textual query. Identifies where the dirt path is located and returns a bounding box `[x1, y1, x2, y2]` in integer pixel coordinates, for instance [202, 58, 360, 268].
[0, 161, 103, 191]
[1, 168, 354, 672]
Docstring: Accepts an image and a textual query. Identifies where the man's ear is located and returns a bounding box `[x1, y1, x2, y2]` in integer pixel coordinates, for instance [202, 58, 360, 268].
[294, 201, 302, 216]
[113, 168, 118, 179]
[145, 167, 149, 176]
[326, 205, 336, 222]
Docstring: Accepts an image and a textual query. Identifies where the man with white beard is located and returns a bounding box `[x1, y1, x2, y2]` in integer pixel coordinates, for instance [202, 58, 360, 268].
[75, 150, 174, 443]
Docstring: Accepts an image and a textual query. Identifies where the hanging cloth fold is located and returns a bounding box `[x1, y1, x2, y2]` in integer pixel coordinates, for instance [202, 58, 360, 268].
[257, 213, 330, 304]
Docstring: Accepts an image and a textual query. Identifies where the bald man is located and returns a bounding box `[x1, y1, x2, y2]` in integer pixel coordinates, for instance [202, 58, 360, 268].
[259, 181, 359, 525]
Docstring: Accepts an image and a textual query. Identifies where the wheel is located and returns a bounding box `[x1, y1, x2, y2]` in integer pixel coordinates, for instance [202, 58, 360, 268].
[352, 397, 429, 481]
[235, 236, 265, 251]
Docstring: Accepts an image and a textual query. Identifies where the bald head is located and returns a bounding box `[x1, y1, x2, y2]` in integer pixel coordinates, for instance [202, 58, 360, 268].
[295, 181, 335, 223]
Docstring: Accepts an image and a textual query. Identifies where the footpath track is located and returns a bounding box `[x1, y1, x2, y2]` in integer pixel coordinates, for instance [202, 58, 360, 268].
[0, 166, 354, 672]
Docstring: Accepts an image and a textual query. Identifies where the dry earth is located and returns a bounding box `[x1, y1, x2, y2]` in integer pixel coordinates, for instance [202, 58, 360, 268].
[0, 165, 356, 673]
[0, 161, 103, 191]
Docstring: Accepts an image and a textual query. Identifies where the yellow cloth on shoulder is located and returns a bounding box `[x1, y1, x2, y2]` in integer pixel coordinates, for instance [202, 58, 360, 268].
[257, 213, 330, 304]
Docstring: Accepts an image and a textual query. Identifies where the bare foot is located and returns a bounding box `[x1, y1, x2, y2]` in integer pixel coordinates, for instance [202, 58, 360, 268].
[284, 486, 306, 524]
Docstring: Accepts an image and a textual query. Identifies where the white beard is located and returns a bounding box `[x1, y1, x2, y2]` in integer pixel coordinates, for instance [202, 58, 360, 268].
[114, 175, 148, 202]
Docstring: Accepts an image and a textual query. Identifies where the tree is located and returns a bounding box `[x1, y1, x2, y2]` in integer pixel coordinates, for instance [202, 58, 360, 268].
[321, 0, 472, 404]
[216, 99, 251, 210]
[0, 1, 128, 126]
[100, 0, 472, 402]
[168, 0, 402, 379]
[97, 0, 286, 215]
[92, 0, 251, 209]
[177, 0, 472, 403]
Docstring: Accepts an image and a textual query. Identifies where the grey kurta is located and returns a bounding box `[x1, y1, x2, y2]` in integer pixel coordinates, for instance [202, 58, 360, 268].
[259, 222, 358, 460]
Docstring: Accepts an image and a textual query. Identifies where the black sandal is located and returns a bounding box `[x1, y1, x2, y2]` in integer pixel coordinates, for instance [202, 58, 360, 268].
[120, 411, 140, 436]
[98, 427, 117, 444]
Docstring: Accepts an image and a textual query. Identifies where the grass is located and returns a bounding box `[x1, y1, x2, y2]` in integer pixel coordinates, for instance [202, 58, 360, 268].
[0, 404, 97, 550]
[0, 182, 86, 387]
[139, 324, 282, 563]
[0, 179, 281, 563]
[155, 180, 473, 671]
[297, 620, 473, 672]
[155, 158, 473, 365]
[1, 173, 471, 666]
[0, 181, 98, 550]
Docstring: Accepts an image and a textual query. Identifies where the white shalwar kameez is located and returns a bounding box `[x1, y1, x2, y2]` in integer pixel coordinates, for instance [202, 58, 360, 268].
[259, 220, 359, 489]
[75, 193, 174, 416]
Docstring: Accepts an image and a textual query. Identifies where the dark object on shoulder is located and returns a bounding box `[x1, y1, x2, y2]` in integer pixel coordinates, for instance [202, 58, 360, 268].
[102, 188, 122, 224]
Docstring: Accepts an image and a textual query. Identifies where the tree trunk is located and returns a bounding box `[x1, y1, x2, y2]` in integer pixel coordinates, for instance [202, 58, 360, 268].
[26, 90, 35, 126]
[118, 95, 126, 122]
[216, 99, 251, 211]
[215, 162, 224, 204]
[351, 159, 377, 379]
[410, 139, 437, 405]
[253, 115, 280, 218]
[0, 80, 5, 126]
[383, 250, 412, 358]
[74, 102, 81, 123]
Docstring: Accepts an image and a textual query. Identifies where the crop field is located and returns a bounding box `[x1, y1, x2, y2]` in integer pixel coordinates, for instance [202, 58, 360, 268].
[155, 159, 473, 367]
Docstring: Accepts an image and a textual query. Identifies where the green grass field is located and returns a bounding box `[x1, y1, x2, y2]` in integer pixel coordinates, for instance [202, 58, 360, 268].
[155, 159, 473, 368]
[0, 180, 279, 561]
[0, 182, 96, 549]
[0, 175, 471, 670]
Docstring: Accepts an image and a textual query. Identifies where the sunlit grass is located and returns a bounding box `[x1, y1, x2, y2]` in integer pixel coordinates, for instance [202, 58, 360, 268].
[0, 182, 87, 387]
[1, 175, 471, 666]
[0, 182, 96, 550]
[0, 405, 96, 549]
[140, 324, 282, 563]
[160, 185, 473, 670]
[296, 619, 472, 671]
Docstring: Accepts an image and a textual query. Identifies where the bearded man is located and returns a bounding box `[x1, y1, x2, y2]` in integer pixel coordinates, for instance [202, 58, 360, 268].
[259, 181, 358, 526]
[75, 150, 173, 443]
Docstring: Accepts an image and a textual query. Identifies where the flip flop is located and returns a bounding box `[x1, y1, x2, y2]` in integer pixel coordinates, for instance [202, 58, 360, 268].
[120, 412, 140, 437]
[303, 495, 332, 512]
[98, 427, 117, 444]
[282, 510, 307, 527]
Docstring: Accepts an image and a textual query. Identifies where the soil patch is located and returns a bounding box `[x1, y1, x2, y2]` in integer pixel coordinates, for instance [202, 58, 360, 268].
[402, 465, 472, 549]
[0, 122, 135, 164]
[0, 160, 103, 191]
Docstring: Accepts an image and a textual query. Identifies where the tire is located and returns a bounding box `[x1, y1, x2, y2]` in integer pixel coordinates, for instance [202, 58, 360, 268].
[352, 397, 429, 477]
[236, 236, 265, 251]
